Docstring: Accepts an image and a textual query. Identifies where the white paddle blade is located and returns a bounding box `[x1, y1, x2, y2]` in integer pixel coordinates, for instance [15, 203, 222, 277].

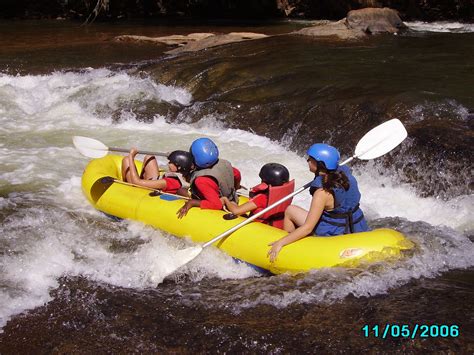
[161, 246, 203, 278]
[73, 136, 109, 158]
[354, 119, 408, 160]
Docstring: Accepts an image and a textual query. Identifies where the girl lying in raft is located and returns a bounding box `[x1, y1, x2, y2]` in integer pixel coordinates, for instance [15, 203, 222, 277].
[220, 163, 295, 229]
[121, 147, 194, 194]
[268, 144, 369, 262]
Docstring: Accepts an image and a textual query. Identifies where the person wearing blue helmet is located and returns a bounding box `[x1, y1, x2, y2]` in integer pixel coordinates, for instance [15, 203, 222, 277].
[177, 137, 238, 218]
[268, 143, 369, 262]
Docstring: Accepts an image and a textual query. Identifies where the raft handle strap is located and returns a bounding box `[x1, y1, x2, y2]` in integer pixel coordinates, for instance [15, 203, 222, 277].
[223, 213, 239, 220]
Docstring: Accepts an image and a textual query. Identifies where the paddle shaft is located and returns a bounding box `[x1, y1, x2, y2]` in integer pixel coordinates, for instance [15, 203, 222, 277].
[203, 181, 312, 248]
[109, 147, 169, 157]
[203, 158, 350, 248]
[202, 122, 406, 248]
[105, 178, 191, 200]
[160, 119, 408, 278]
[105, 176, 250, 199]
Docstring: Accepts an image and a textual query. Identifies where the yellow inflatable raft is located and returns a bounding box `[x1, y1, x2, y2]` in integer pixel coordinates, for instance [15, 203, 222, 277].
[81, 155, 414, 274]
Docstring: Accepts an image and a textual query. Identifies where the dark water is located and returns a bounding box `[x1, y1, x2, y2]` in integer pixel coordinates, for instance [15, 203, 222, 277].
[0, 20, 473, 353]
[0, 19, 303, 74]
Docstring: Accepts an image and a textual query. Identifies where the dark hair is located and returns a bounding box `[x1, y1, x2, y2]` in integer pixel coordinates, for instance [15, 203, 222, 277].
[316, 161, 350, 192]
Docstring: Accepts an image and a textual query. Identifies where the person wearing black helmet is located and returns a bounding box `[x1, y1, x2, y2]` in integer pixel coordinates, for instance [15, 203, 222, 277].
[221, 163, 295, 229]
[121, 147, 193, 194]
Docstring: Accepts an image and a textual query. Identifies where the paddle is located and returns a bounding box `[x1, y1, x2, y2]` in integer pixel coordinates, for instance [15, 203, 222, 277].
[99, 176, 191, 200]
[73, 136, 169, 159]
[106, 176, 249, 199]
[162, 119, 408, 277]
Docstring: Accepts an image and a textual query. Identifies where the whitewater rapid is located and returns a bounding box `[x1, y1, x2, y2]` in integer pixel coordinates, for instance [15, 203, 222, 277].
[405, 21, 474, 33]
[0, 69, 473, 330]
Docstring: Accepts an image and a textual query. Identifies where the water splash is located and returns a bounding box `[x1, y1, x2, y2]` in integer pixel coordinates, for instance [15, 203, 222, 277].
[406, 21, 474, 33]
[1, 69, 472, 332]
[0, 69, 192, 133]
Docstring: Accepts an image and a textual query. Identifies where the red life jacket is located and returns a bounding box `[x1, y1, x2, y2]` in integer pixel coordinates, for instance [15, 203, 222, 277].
[249, 179, 295, 229]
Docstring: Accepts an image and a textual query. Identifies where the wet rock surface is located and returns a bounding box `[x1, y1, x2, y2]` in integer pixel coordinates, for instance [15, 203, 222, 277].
[114, 32, 269, 54]
[294, 20, 366, 40]
[346, 7, 407, 34]
[0, 274, 472, 353]
[136, 31, 473, 198]
[165, 32, 269, 54]
[115, 32, 215, 46]
[114, 8, 407, 51]
[295, 8, 406, 40]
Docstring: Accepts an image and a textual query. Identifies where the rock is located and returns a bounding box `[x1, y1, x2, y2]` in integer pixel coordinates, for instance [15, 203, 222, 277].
[294, 20, 366, 40]
[114, 33, 215, 46]
[346, 7, 407, 34]
[114, 32, 268, 54]
[294, 7, 407, 40]
[165, 32, 268, 54]
[114, 8, 406, 50]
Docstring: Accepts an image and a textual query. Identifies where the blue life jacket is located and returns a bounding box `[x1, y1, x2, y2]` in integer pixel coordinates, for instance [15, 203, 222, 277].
[309, 165, 369, 236]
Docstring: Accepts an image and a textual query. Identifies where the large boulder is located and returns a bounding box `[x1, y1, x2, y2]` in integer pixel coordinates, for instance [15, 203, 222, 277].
[345, 7, 407, 34]
[294, 7, 407, 40]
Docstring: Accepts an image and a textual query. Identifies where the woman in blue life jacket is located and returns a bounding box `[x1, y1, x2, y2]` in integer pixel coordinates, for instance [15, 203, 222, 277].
[267, 143, 369, 262]
[220, 163, 295, 229]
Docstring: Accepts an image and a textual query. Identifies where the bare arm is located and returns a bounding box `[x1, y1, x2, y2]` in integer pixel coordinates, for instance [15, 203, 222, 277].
[221, 196, 257, 215]
[268, 189, 331, 262]
[177, 199, 201, 219]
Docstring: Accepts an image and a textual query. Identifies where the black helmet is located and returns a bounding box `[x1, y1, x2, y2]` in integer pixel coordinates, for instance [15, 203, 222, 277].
[259, 163, 290, 186]
[168, 150, 194, 175]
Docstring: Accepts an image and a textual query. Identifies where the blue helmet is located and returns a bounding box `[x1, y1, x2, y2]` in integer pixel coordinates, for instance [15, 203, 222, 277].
[306, 143, 340, 170]
[190, 138, 219, 168]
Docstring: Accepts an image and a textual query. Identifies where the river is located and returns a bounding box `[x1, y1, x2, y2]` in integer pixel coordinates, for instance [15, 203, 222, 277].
[0, 19, 473, 352]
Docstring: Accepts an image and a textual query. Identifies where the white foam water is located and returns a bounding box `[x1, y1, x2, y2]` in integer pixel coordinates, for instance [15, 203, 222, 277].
[0, 69, 473, 329]
[406, 21, 474, 33]
[228, 220, 474, 310]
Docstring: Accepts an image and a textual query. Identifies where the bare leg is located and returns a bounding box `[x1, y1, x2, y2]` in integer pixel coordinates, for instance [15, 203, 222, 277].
[283, 205, 309, 232]
[141, 155, 160, 180]
[121, 156, 131, 182]
[122, 155, 159, 182]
